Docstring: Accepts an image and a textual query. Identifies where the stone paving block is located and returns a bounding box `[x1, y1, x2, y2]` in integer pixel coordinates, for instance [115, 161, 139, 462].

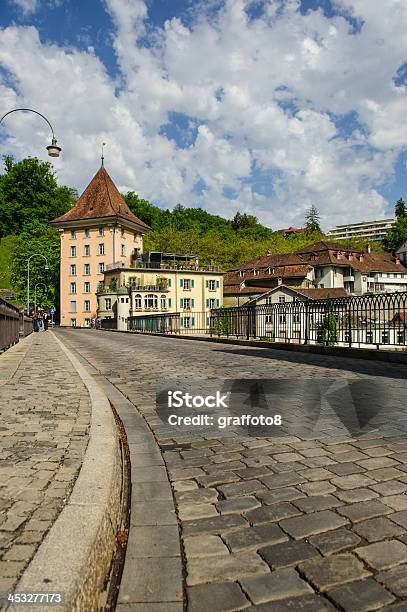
[382, 495, 407, 511]
[217, 496, 261, 515]
[335, 488, 379, 503]
[309, 527, 361, 555]
[300, 456, 336, 468]
[235, 467, 273, 479]
[175, 488, 218, 504]
[126, 525, 180, 558]
[0, 560, 26, 577]
[371, 481, 407, 496]
[183, 534, 229, 557]
[330, 474, 377, 490]
[328, 578, 395, 611]
[299, 468, 333, 481]
[298, 553, 370, 591]
[376, 564, 407, 597]
[178, 503, 218, 521]
[223, 524, 288, 552]
[173, 480, 198, 493]
[327, 462, 366, 477]
[292, 494, 342, 513]
[352, 517, 405, 543]
[355, 540, 407, 570]
[3, 544, 36, 561]
[297, 480, 337, 496]
[389, 510, 407, 529]
[244, 594, 337, 611]
[132, 466, 169, 483]
[257, 487, 306, 505]
[186, 552, 269, 585]
[132, 481, 173, 501]
[337, 500, 393, 523]
[116, 604, 182, 612]
[273, 452, 304, 463]
[368, 468, 406, 481]
[195, 473, 239, 488]
[259, 539, 320, 569]
[182, 513, 248, 536]
[356, 457, 399, 471]
[131, 501, 178, 525]
[280, 510, 349, 540]
[187, 582, 250, 612]
[217, 479, 267, 498]
[261, 472, 306, 489]
[239, 568, 313, 604]
[119, 557, 183, 603]
[244, 502, 302, 525]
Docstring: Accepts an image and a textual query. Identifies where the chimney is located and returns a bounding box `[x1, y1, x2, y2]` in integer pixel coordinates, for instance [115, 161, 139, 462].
[367, 244, 371, 254]
[396, 256, 401, 265]
[278, 277, 283, 286]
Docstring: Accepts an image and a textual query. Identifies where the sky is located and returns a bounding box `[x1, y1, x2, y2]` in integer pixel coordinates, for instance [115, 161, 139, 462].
[1, 0, 407, 231]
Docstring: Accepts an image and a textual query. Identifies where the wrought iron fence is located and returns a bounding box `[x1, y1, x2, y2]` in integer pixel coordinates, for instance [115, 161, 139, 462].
[0, 298, 28, 352]
[126, 291, 407, 350]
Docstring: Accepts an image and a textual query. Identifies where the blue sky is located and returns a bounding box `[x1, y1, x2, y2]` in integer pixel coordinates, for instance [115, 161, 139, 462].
[1, 0, 407, 230]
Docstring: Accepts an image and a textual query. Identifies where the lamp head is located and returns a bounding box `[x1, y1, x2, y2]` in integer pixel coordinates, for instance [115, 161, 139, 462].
[45, 264, 49, 270]
[46, 137, 61, 158]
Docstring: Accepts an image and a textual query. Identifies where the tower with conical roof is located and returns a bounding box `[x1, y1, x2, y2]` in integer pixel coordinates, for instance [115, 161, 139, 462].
[50, 165, 150, 327]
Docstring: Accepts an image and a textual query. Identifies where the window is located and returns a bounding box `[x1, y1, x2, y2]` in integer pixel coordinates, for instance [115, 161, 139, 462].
[183, 298, 191, 310]
[70, 230, 76, 239]
[98, 262, 105, 273]
[366, 331, 373, 343]
[160, 295, 167, 309]
[84, 318, 91, 328]
[208, 280, 216, 291]
[84, 300, 91, 312]
[182, 278, 192, 290]
[84, 282, 91, 293]
[208, 298, 216, 309]
[105, 298, 111, 310]
[70, 282, 76, 294]
[84, 244, 90, 256]
[84, 228, 90, 237]
[265, 314, 273, 323]
[279, 296, 286, 303]
[69, 301, 77, 312]
[70, 264, 76, 275]
[145, 294, 158, 309]
[279, 314, 286, 324]
[268, 267, 273, 275]
[239, 270, 244, 277]
[183, 317, 191, 328]
[70, 318, 76, 327]
[84, 264, 90, 275]
[70, 246, 76, 257]
[134, 294, 142, 309]
[253, 268, 259, 276]
[98, 243, 105, 255]
[98, 227, 104, 236]
[397, 331, 405, 345]
[265, 296, 273, 305]
[381, 330, 389, 344]
[121, 244, 126, 256]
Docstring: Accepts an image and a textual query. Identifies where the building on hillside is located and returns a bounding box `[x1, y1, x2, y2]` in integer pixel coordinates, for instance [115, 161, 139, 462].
[277, 226, 305, 237]
[223, 253, 315, 306]
[396, 241, 407, 265]
[97, 252, 223, 331]
[50, 164, 150, 327]
[327, 218, 395, 242]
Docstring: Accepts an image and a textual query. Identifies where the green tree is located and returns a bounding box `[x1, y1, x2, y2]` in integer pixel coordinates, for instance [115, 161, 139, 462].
[323, 296, 338, 346]
[305, 205, 321, 234]
[0, 155, 76, 236]
[395, 197, 407, 219]
[384, 216, 407, 252]
[231, 211, 258, 231]
[10, 221, 60, 313]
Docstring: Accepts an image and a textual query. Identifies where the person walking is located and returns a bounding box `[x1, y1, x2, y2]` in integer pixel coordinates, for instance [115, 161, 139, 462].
[32, 312, 40, 333]
[43, 311, 49, 331]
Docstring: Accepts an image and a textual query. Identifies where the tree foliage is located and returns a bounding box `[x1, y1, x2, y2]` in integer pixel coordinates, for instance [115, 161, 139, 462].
[305, 205, 322, 234]
[395, 197, 407, 219]
[0, 155, 76, 236]
[384, 216, 407, 252]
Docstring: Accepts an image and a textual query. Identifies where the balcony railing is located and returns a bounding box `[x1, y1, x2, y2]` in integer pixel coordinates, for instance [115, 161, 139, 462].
[130, 284, 169, 292]
[106, 261, 221, 273]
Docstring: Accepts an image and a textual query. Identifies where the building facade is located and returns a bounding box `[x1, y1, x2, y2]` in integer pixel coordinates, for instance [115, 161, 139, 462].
[50, 165, 150, 327]
[327, 218, 395, 242]
[97, 252, 223, 331]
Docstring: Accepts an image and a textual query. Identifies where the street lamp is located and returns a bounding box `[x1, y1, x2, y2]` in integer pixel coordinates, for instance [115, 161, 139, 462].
[34, 283, 47, 313]
[27, 254, 49, 315]
[0, 108, 61, 157]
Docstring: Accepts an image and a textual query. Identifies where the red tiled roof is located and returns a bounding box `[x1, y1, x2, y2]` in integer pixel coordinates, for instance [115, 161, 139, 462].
[223, 285, 270, 295]
[295, 287, 349, 299]
[50, 166, 150, 230]
[295, 241, 345, 254]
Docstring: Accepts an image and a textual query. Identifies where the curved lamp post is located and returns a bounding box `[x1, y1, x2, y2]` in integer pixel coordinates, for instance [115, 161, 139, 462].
[27, 254, 49, 315]
[0, 108, 61, 157]
[34, 283, 47, 313]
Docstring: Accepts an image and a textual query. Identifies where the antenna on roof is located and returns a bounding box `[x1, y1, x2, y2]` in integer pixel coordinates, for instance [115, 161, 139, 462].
[101, 142, 106, 167]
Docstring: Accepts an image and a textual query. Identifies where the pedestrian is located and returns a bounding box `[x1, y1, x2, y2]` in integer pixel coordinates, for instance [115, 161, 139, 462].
[43, 311, 49, 331]
[32, 312, 40, 333]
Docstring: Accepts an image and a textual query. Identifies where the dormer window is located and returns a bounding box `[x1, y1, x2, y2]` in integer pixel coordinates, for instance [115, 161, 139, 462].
[253, 268, 259, 276]
[238, 270, 244, 277]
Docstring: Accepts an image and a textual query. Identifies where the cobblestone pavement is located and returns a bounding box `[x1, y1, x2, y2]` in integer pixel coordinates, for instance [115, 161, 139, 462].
[57, 329, 407, 611]
[0, 332, 90, 598]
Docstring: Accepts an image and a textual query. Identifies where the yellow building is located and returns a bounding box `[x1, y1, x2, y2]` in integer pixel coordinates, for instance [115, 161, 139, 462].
[98, 253, 223, 331]
[50, 164, 150, 327]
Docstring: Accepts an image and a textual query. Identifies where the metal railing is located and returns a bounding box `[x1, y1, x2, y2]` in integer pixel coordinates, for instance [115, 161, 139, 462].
[126, 291, 407, 350]
[0, 298, 32, 352]
[106, 261, 221, 272]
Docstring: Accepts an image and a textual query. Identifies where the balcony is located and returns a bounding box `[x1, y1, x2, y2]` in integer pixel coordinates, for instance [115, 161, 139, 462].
[130, 284, 169, 292]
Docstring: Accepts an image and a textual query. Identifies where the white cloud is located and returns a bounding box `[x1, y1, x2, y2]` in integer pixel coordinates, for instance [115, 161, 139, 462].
[8, 0, 39, 15]
[1, 0, 407, 230]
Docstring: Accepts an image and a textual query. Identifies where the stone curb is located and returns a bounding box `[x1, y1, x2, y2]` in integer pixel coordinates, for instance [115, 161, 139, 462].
[9, 332, 122, 612]
[50, 335, 185, 610]
[0, 333, 34, 388]
[100, 328, 407, 365]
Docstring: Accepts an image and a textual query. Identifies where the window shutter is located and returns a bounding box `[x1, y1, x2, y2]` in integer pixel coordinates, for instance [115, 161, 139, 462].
[180, 298, 183, 308]
[216, 299, 220, 307]
[216, 280, 220, 288]
[191, 317, 195, 326]
[206, 299, 209, 307]
[191, 279, 195, 288]
[168, 279, 171, 287]
[168, 298, 171, 307]
[180, 279, 183, 288]
[191, 299, 195, 308]
[205, 280, 209, 288]
[180, 318, 183, 328]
